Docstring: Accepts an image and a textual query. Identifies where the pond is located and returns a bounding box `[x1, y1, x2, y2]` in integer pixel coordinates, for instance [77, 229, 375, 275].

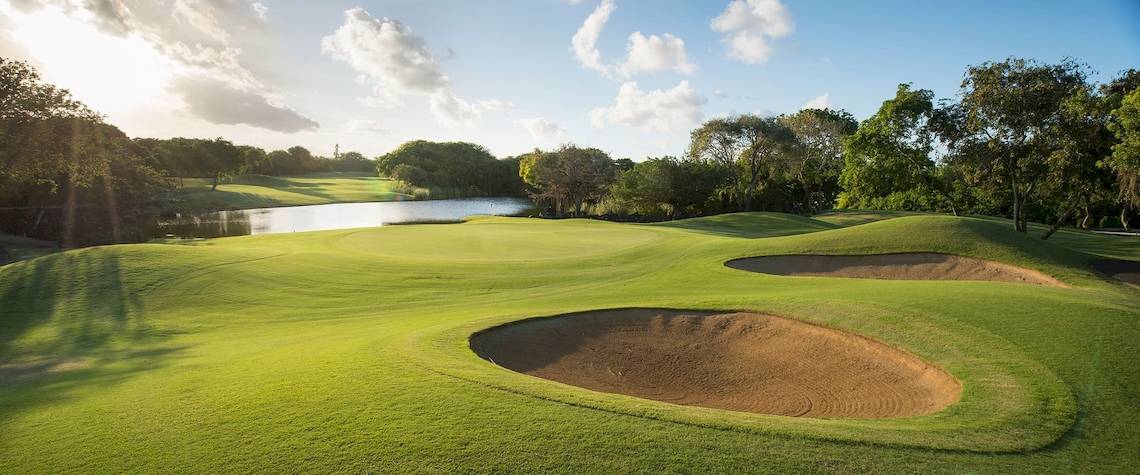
[156, 197, 534, 239]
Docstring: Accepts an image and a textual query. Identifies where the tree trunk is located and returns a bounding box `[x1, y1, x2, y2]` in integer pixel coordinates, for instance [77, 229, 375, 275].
[1042, 196, 1078, 241]
[1011, 183, 1025, 233]
[212, 173, 219, 191]
[1080, 205, 1091, 229]
[1123, 207, 1132, 231]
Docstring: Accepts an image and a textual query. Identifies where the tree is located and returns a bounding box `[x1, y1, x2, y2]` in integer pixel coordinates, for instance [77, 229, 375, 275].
[1038, 85, 1115, 240]
[735, 115, 797, 211]
[688, 118, 747, 209]
[939, 58, 1089, 233]
[1107, 86, 1140, 230]
[378, 140, 523, 197]
[0, 58, 100, 123]
[780, 108, 857, 213]
[0, 57, 169, 245]
[520, 145, 615, 216]
[839, 84, 937, 210]
[609, 157, 727, 217]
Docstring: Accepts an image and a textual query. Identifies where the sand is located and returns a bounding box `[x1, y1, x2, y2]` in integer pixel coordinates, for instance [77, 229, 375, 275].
[471, 309, 961, 418]
[1091, 259, 1140, 287]
[726, 252, 1064, 286]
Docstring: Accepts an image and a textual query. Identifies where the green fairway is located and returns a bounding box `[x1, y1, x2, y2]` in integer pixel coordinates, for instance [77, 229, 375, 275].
[1, 213, 1138, 472]
[174, 173, 409, 211]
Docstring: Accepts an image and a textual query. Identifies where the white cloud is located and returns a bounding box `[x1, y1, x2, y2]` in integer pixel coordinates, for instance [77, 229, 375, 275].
[428, 90, 480, 127]
[252, 2, 268, 22]
[802, 93, 833, 110]
[321, 8, 506, 126]
[343, 118, 388, 135]
[477, 99, 515, 111]
[0, 0, 317, 132]
[711, 0, 793, 64]
[571, 1, 694, 78]
[590, 80, 705, 132]
[713, 89, 728, 98]
[516, 117, 566, 141]
[171, 76, 318, 132]
[321, 8, 448, 102]
[570, 0, 614, 76]
[617, 32, 694, 77]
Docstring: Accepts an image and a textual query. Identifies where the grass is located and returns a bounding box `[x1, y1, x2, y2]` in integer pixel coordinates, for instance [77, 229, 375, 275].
[0, 212, 1138, 472]
[0, 233, 60, 265]
[173, 172, 410, 211]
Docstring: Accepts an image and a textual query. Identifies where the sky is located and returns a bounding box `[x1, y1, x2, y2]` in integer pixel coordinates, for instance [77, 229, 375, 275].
[1, 0, 1138, 161]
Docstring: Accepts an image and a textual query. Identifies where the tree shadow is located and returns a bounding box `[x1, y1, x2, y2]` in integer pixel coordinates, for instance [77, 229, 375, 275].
[654, 212, 838, 238]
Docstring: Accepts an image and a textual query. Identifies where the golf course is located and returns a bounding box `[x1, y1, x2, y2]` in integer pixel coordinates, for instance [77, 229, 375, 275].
[2, 212, 1138, 472]
[174, 173, 411, 212]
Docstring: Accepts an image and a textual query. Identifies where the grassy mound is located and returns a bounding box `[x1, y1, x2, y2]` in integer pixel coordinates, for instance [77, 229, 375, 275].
[1, 213, 1137, 472]
[652, 211, 837, 237]
[175, 173, 409, 211]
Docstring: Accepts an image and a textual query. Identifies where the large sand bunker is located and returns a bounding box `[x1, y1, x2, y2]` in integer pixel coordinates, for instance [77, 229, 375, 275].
[726, 252, 1064, 286]
[471, 309, 961, 418]
[1091, 259, 1140, 287]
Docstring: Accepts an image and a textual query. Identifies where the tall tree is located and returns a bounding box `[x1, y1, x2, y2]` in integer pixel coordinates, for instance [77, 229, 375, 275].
[780, 108, 858, 213]
[1107, 86, 1140, 230]
[839, 84, 937, 210]
[610, 157, 726, 217]
[520, 145, 615, 216]
[1039, 85, 1115, 239]
[688, 118, 747, 209]
[939, 58, 1089, 233]
[736, 115, 797, 211]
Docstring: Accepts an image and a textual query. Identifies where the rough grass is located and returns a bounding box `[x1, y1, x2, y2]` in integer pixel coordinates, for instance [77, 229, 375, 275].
[0, 213, 1138, 472]
[174, 172, 409, 211]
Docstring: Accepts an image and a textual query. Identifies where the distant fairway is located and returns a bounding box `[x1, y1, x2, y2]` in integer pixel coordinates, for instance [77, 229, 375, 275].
[174, 173, 409, 211]
[1, 212, 1138, 472]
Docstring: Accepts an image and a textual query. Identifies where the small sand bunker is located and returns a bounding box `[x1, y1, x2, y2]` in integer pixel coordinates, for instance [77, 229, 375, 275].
[726, 252, 1064, 286]
[471, 309, 960, 418]
[1091, 259, 1140, 287]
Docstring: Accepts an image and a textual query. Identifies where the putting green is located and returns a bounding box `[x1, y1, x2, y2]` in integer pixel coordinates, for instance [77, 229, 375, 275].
[1, 213, 1138, 472]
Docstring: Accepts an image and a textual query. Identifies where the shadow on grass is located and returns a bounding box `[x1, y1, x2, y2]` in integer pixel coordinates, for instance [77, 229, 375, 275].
[0, 248, 173, 359]
[654, 212, 838, 238]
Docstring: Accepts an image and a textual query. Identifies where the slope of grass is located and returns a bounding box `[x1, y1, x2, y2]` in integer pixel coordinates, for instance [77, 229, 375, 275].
[174, 173, 409, 211]
[1, 213, 1138, 472]
[652, 211, 838, 238]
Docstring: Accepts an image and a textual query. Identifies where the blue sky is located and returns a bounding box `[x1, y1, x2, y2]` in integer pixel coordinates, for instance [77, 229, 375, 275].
[1, 0, 1137, 160]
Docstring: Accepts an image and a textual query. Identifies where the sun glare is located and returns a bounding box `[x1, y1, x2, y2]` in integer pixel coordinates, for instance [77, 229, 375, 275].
[3, 4, 177, 118]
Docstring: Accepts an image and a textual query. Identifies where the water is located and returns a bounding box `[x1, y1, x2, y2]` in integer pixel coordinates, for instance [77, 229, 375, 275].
[156, 197, 533, 239]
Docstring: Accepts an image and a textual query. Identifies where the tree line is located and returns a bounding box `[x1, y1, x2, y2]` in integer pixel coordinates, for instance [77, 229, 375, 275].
[516, 58, 1140, 238]
[0, 58, 374, 245]
[4, 55, 1139, 246]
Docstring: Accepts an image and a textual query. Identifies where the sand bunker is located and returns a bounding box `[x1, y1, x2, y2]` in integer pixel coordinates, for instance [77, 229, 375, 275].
[1091, 259, 1140, 287]
[471, 309, 960, 418]
[726, 252, 1064, 286]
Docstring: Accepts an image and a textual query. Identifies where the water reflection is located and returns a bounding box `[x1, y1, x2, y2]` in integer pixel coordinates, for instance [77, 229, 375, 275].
[156, 198, 533, 239]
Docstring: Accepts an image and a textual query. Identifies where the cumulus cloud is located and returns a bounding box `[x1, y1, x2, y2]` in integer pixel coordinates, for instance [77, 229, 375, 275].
[571, 0, 695, 78]
[802, 93, 833, 110]
[590, 80, 705, 132]
[251, 2, 268, 22]
[321, 8, 505, 126]
[711, 0, 793, 64]
[570, 0, 614, 75]
[343, 118, 388, 135]
[4, 0, 318, 132]
[617, 32, 694, 77]
[171, 76, 318, 132]
[516, 117, 566, 141]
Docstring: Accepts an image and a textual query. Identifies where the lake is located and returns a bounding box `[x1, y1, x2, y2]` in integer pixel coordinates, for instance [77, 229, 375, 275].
[156, 197, 534, 238]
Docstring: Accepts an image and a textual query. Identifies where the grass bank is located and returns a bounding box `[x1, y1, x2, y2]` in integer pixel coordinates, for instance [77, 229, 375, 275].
[0, 212, 1137, 471]
[172, 172, 410, 212]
